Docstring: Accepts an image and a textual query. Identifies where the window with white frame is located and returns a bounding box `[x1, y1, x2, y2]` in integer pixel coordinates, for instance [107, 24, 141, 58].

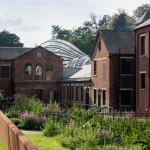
[140, 72, 146, 89]
[140, 34, 145, 56]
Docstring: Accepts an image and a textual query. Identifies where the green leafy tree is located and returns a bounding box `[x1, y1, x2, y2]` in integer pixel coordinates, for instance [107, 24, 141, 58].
[51, 25, 72, 41]
[133, 4, 150, 19]
[0, 30, 24, 47]
[111, 9, 135, 30]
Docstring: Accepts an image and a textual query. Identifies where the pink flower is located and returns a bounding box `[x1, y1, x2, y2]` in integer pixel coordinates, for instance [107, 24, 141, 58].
[68, 119, 73, 127]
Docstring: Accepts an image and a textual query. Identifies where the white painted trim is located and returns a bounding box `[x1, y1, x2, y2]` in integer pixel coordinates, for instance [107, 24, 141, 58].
[140, 71, 146, 73]
[94, 57, 107, 61]
[76, 84, 79, 86]
[101, 88, 106, 90]
[0, 64, 10, 66]
[120, 88, 133, 90]
[140, 34, 146, 37]
[120, 57, 133, 59]
[120, 74, 132, 76]
[102, 62, 106, 63]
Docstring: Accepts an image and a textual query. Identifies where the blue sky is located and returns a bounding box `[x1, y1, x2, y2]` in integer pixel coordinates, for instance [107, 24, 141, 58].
[0, 0, 150, 47]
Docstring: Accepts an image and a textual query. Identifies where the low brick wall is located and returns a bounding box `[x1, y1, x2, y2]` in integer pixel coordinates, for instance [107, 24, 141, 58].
[0, 111, 38, 150]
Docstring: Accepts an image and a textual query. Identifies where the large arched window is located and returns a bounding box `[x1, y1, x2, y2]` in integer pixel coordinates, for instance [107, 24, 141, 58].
[25, 63, 32, 75]
[25, 63, 32, 80]
[46, 63, 53, 80]
[35, 64, 43, 80]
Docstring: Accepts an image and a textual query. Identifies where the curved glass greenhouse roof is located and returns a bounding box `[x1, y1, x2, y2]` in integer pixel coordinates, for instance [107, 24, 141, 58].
[40, 39, 91, 68]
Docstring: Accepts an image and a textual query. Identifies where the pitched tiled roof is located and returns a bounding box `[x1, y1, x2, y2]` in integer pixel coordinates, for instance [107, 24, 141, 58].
[135, 18, 150, 29]
[0, 47, 32, 60]
[135, 9, 150, 25]
[99, 30, 135, 54]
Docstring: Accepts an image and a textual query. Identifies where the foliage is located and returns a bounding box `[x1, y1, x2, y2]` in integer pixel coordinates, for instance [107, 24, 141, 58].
[0, 30, 23, 47]
[20, 111, 46, 130]
[0, 139, 6, 150]
[10, 117, 24, 128]
[42, 106, 150, 149]
[43, 118, 62, 137]
[133, 4, 150, 19]
[111, 9, 135, 30]
[11, 94, 44, 116]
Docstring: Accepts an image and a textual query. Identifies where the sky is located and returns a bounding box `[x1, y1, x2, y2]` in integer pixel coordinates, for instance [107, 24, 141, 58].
[0, 0, 150, 47]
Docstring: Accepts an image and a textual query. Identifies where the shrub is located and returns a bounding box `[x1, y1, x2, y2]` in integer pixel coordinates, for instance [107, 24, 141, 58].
[10, 117, 24, 128]
[20, 111, 46, 130]
[43, 119, 61, 137]
[11, 94, 44, 116]
[6, 109, 20, 118]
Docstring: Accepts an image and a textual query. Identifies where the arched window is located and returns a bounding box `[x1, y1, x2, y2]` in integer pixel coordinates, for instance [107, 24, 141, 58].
[35, 64, 43, 80]
[25, 63, 32, 75]
[36, 64, 42, 75]
[25, 63, 32, 80]
[46, 63, 53, 80]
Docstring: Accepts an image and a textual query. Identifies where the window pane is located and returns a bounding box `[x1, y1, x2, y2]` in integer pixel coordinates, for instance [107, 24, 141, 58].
[1, 66, 9, 78]
[94, 61, 97, 75]
[94, 89, 97, 104]
[81, 86, 83, 102]
[140, 36, 145, 56]
[120, 59, 131, 74]
[103, 90, 106, 105]
[141, 73, 145, 89]
[120, 90, 131, 105]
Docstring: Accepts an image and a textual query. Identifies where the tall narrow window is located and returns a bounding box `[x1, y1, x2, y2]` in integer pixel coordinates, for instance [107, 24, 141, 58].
[98, 42, 101, 51]
[25, 64, 32, 75]
[25, 64, 32, 80]
[67, 86, 69, 100]
[35, 64, 42, 80]
[94, 60, 97, 75]
[120, 59, 132, 74]
[76, 86, 78, 101]
[140, 35, 145, 56]
[46, 63, 53, 80]
[140, 72, 145, 89]
[81, 86, 84, 102]
[98, 89, 101, 106]
[59, 87, 62, 102]
[71, 86, 74, 101]
[1, 66, 10, 78]
[103, 90, 106, 105]
[94, 89, 97, 104]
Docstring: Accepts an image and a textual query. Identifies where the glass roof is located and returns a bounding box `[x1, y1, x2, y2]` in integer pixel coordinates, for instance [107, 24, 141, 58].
[40, 39, 91, 68]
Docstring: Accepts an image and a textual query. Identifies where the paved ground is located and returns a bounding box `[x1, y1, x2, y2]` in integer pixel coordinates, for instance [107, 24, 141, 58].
[21, 130, 42, 134]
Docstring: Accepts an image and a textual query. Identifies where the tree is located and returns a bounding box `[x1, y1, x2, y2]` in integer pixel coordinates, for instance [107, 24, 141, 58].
[133, 4, 150, 19]
[111, 9, 135, 30]
[51, 25, 72, 41]
[0, 30, 24, 47]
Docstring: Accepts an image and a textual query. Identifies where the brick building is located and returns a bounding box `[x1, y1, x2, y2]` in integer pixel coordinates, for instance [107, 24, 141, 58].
[90, 30, 135, 111]
[0, 46, 63, 103]
[135, 10, 150, 112]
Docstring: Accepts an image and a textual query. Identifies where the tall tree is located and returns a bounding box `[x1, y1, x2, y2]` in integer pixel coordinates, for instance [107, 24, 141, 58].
[133, 4, 150, 19]
[111, 9, 135, 30]
[51, 25, 72, 41]
[0, 30, 24, 47]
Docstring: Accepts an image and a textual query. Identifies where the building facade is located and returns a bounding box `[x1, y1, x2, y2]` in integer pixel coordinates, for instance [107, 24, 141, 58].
[0, 46, 63, 104]
[135, 10, 150, 112]
[90, 30, 135, 111]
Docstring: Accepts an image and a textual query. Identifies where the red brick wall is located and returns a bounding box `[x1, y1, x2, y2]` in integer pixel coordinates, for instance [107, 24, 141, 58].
[59, 81, 91, 108]
[136, 25, 150, 112]
[14, 46, 63, 100]
[91, 34, 135, 111]
[0, 60, 13, 97]
[91, 35, 110, 107]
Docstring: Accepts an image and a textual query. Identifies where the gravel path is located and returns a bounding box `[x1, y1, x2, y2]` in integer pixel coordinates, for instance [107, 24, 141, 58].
[21, 130, 42, 134]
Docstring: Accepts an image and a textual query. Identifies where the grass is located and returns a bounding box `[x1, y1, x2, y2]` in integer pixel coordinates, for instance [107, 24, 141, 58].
[0, 139, 6, 150]
[26, 134, 68, 150]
